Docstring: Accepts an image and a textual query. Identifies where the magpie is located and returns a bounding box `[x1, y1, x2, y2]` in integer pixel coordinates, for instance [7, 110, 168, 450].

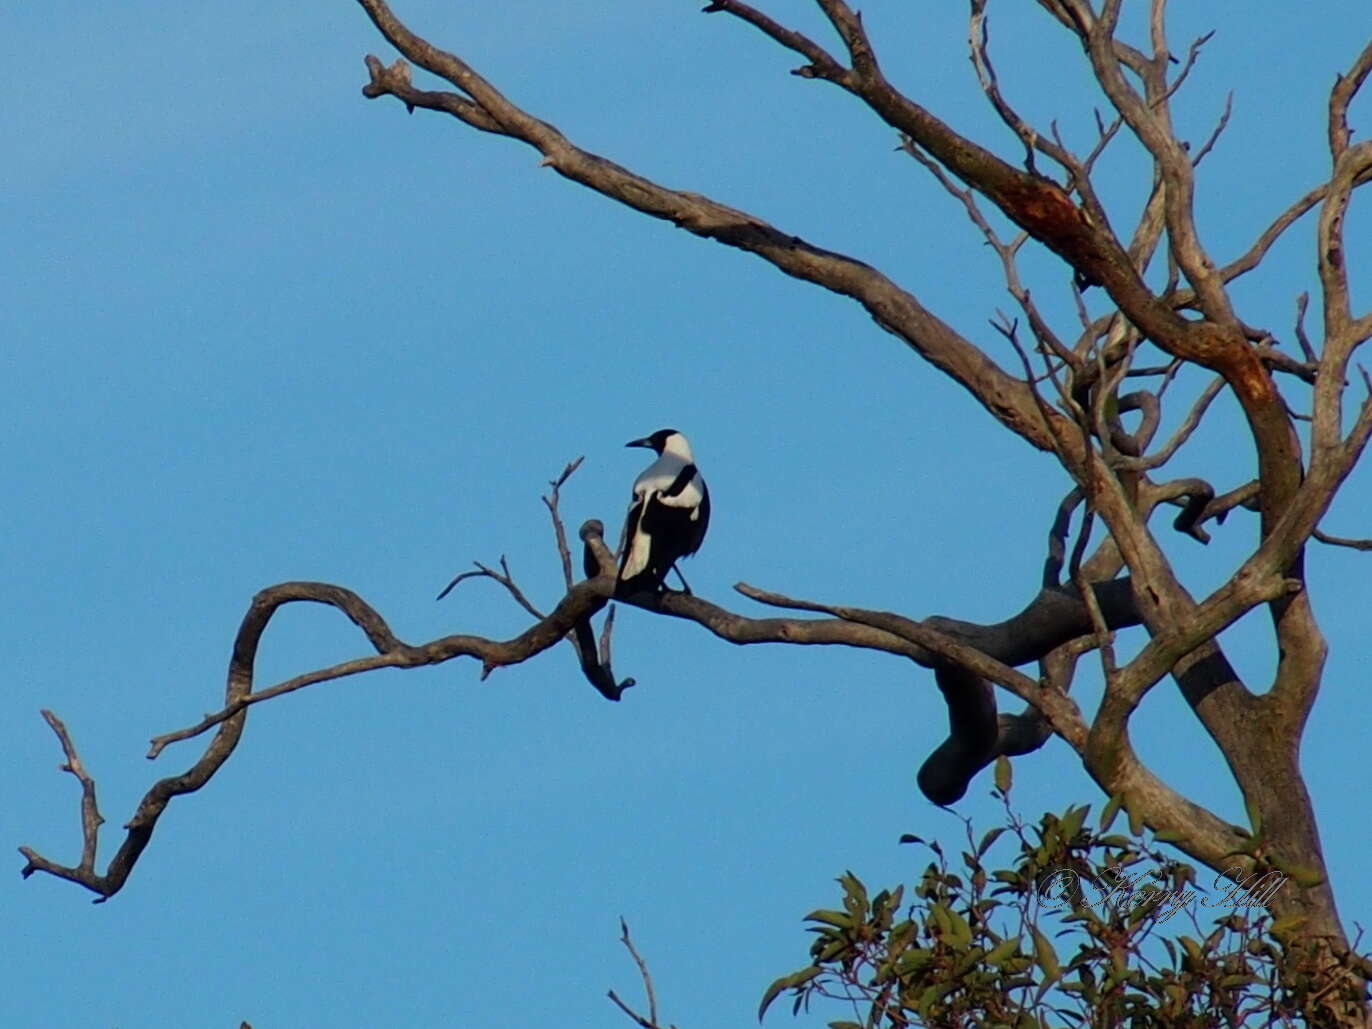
[617, 429, 711, 597]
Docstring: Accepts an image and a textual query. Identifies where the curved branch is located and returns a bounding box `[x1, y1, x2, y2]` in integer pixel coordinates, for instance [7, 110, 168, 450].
[354, 2, 1069, 457]
[702, 0, 848, 82]
[22, 529, 621, 900]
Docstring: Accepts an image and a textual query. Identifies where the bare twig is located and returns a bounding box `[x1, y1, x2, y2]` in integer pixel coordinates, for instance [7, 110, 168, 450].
[1294, 292, 1318, 363]
[1328, 40, 1372, 160]
[1190, 91, 1233, 166]
[901, 135, 1076, 369]
[995, 315, 1079, 468]
[1157, 30, 1216, 107]
[1312, 529, 1372, 552]
[598, 605, 619, 667]
[1115, 374, 1225, 471]
[435, 457, 630, 700]
[1045, 488, 1085, 588]
[607, 918, 672, 1029]
[543, 456, 586, 589]
[1081, 108, 1126, 178]
[969, 0, 1074, 175]
[436, 558, 544, 619]
[20, 711, 106, 883]
[541, 460, 634, 702]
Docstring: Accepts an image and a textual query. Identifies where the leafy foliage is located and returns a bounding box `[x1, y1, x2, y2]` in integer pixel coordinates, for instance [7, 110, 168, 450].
[760, 792, 1368, 1027]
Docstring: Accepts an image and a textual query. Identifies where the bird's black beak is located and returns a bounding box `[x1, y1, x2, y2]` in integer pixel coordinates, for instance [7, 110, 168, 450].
[625, 436, 653, 449]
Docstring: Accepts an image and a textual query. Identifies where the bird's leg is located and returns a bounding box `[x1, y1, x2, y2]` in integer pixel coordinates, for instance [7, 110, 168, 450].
[669, 564, 693, 595]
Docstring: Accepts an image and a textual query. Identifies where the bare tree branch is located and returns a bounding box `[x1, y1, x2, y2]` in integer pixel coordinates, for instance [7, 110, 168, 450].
[436, 557, 544, 617]
[355, 3, 1076, 458]
[20, 711, 105, 882]
[544, 456, 586, 590]
[1312, 529, 1372, 552]
[607, 918, 674, 1029]
[1114, 375, 1225, 472]
[1328, 40, 1372, 160]
[702, 0, 847, 83]
[20, 518, 623, 900]
[20, 8, 1370, 1003]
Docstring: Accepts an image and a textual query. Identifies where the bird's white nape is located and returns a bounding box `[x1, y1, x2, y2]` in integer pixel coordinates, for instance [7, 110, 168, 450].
[659, 432, 694, 462]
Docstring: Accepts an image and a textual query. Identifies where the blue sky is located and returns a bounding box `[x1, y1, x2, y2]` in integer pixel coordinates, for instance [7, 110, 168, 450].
[5, 3, 1370, 1026]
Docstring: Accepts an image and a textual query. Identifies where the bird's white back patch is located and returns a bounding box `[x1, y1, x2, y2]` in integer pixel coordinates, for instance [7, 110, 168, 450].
[633, 453, 703, 508]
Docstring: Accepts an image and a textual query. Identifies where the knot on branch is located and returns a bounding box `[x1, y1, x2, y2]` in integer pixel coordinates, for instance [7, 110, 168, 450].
[1170, 479, 1217, 544]
[579, 519, 616, 579]
[362, 55, 413, 101]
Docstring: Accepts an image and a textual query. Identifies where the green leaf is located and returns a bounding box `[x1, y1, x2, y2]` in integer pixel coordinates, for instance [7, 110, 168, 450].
[839, 871, 869, 917]
[888, 919, 916, 952]
[895, 947, 933, 974]
[804, 909, 854, 930]
[931, 902, 954, 938]
[1030, 926, 1061, 982]
[1126, 795, 1145, 837]
[945, 907, 973, 949]
[977, 826, 1007, 857]
[985, 935, 1022, 967]
[898, 833, 924, 846]
[1269, 913, 1307, 937]
[1179, 935, 1203, 965]
[1099, 793, 1125, 832]
[915, 981, 958, 1016]
[757, 966, 820, 1021]
[1059, 804, 1089, 842]
[757, 976, 788, 1021]
[994, 755, 1013, 794]
[1030, 923, 1061, 982]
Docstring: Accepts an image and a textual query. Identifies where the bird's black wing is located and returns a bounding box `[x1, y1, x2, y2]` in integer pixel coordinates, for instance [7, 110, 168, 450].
[583, 528, 602, 580]
[685, 478, 711, 558]
[619, 494, 646, 574]
[660, 463, 698, 498]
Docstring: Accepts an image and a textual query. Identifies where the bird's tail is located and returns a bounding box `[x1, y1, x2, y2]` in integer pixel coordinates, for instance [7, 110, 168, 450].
[614, 567, 664, 599]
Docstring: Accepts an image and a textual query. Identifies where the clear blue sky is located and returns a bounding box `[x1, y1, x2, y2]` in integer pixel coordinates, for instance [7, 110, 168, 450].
[6, 3, 1369, 1026]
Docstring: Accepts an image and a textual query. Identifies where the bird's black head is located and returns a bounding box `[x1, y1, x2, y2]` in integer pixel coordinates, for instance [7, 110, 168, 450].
[626, 428, 680, 454]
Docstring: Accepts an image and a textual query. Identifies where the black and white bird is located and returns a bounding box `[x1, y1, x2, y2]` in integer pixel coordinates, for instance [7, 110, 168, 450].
[617, 429, 711, 597]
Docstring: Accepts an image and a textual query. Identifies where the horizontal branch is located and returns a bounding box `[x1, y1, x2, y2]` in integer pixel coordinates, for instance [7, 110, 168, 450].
[1312, 528, 1372, 552]
[630, 576, 1144, 804]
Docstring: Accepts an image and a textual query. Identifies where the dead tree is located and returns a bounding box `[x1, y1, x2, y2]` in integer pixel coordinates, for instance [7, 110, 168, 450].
[21, 0, 1372, 1020]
